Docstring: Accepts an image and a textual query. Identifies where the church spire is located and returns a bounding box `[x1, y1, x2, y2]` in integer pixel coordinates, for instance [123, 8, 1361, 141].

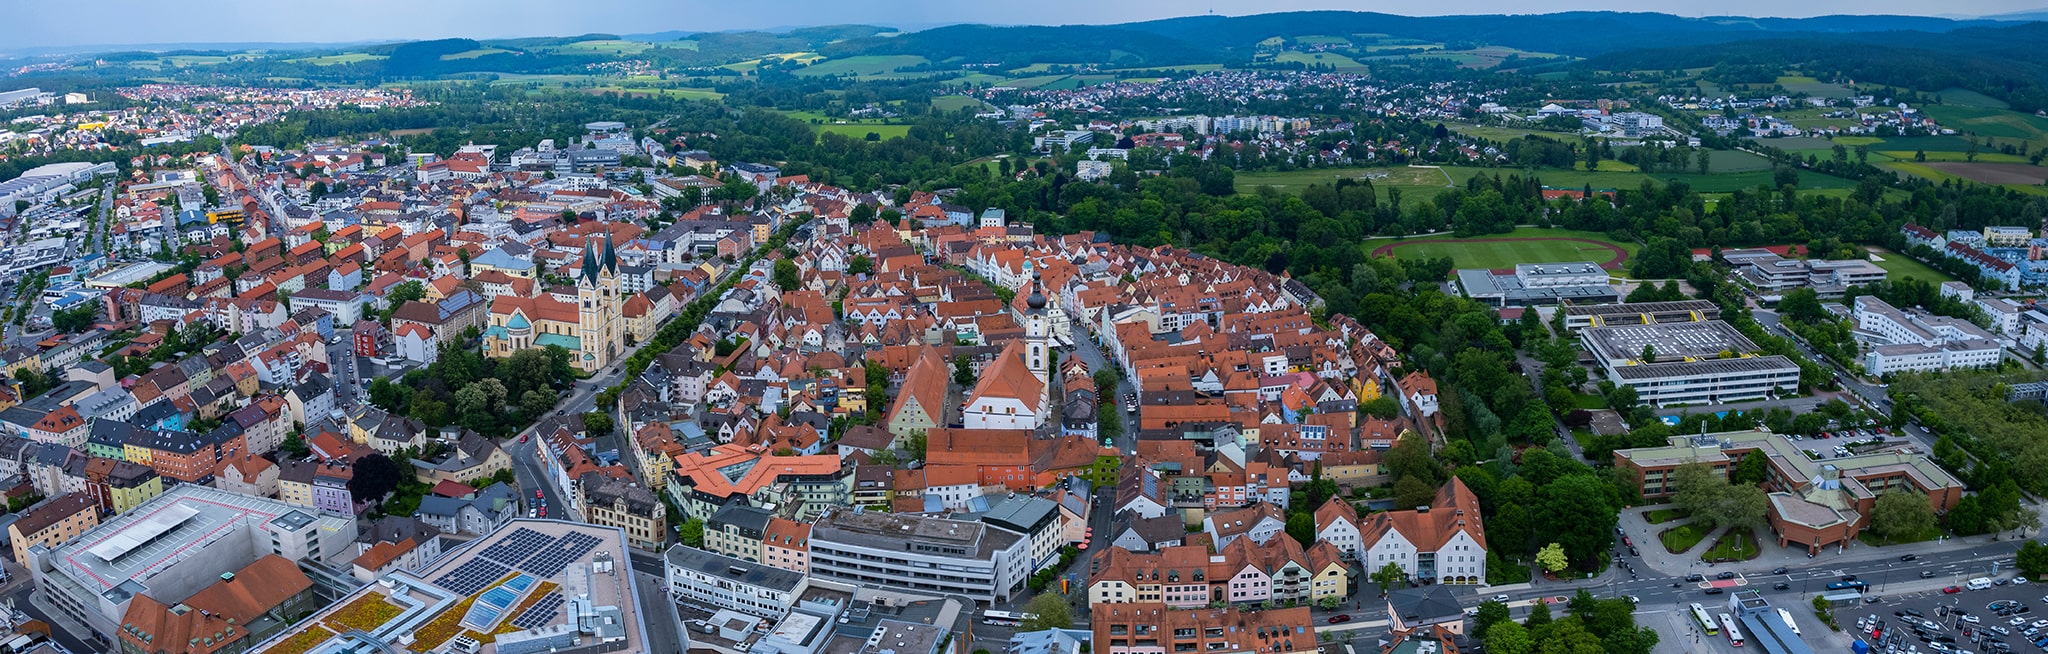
[581, 235, 600, 283]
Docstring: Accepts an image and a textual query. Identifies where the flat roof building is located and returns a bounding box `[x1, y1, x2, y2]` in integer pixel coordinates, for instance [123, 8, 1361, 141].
[243, 519, 652, 654]
[807, 508, 1031, 603]
[1561, 299, 1720, 331]
[1580, 321, 1799, 406]
[27, 485, 357, 643]
[1455, 262, 1618, 307]
[662, 544, 807, 619]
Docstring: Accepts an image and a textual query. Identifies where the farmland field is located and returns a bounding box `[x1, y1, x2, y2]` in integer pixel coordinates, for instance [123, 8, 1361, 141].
[1705, 150, 1774, 173]
[932, 95, 992, 113]
[544, 40, 654, 55]
[1935, 88, 2011, 109]
[1917, 104, 2048, 142]
[793, 55, 928, 78]
[1273, 51, 1369, 72]
[1776, 76, 1852, 97]
[1448, 123, 1564, 142]
[1877, 150, 2030, 164]
[288, 53, 385, 66]
[441, 48, 514, 60]
[1924, 162, 2048, 185]
[816, 124, 912, 140]
[1235, 166, 1453, 196]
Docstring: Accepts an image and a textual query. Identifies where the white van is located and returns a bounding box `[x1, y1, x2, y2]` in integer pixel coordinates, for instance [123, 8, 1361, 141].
[1968, 577, 1995, 591]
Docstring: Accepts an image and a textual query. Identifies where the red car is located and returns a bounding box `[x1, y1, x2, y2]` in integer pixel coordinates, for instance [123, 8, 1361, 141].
[1326, 615, 1352, 624]
[536, 490, 545, 498]
[1622, 536, 1634, 547]
[1945, 586, 1964, 594]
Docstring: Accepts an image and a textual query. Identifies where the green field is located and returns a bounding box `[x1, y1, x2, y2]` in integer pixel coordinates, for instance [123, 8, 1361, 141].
[1374, 228, 1638, 271]
[932, 95, 992, 113]
[1918, 104, 2048, 143]
[1448, 122, 1565, 143]
[1294, 35, 1353, 46]
[544, 39, 654, 55]
[1868, 248, 1957, 284]
[1776, 76, 1852, 97]
[1235, 164, 1857, 206]
[1273, 51, 1368, 72]
[442, 48, 514, 60]
[817, 124, 911, 140]
[287, 53, 385, 66]
[1877, 150, 2031, 164]
[594, 86, 725, 100]
[1004, 74, 1071, 89]
[1705, 150, 1774, 173]
[793, 55, 929, 78]
[1235, 166, 1454, 202]
[1936, 88, 2011, 109]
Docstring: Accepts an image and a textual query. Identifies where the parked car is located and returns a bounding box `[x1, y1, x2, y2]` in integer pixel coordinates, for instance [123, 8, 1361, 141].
[1628, 546, 1640, 557]
[1326, 615, 1351, 624]
[1685, 574, 1705, 582]
[1924, 571, 1940, 578]
[1947, 586, 1965, 594]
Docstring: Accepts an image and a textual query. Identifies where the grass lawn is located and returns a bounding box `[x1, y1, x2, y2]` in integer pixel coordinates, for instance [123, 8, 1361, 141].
[1880, 160, 1962, 183]
[1235, 166, 1454, 199]
[1877, 150, 2032, 164]
[1644, 508, 1690, 525]
[1700, 527, 1762, 562]
[1937, 88, 2011, 109]
[932, 95, 991, 113]
[1707, 150, 1775, 173]
[1003, 74, 1071, 89]
[1593, 159, 1640, 172]
[1373, 227, 1638, 270]
[1867, 249, 1957, 284]
[1660, 523, 1711, 554]
[816, 124, 911, 140]
[1447, 123, 1563, 143]
[1568, 392, 1609, 409]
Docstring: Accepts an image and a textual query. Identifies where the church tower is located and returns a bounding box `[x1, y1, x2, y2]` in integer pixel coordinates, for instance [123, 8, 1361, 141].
[1025, 271, 1049, 387]
[577, 232, 623, 372]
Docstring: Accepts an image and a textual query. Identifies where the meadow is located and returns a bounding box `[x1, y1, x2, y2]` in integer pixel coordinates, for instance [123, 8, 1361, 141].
[1866, 249, 1957, 284]
[792, 55, 929, 78]
[1372, 228, 1638, 270]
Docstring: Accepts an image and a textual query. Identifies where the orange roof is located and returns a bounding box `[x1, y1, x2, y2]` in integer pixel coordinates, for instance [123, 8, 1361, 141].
[670, 445, 841, 499]
[354, 537, 418, 572]
[964, 341, 1044, 413]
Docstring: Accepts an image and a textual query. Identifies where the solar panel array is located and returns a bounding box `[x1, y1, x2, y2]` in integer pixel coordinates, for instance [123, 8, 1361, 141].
[477, 528, 553, 565]
[435, 558, 510, 596]
[510, 593, 564, 629]
[520, 532, 602, 577]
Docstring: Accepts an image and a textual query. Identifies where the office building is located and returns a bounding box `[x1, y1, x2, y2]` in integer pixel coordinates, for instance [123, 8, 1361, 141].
[1561, 299, 1720, 332]
[1580, 320, 1800, 406]
[662, 545, 807, 619]
[806, 508, 1031, 603]
[28, 485, 357, 642]
[1613, 429, 1963, 554]
[1853, 295, 2003, 374]
[243, 519, 652, 654]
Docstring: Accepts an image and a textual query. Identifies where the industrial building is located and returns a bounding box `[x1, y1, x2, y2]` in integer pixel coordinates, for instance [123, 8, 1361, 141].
[1560, 299, 1720, 332]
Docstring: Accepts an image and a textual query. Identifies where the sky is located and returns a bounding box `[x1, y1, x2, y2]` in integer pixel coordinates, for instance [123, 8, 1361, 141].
[14, 0, 2045, 49]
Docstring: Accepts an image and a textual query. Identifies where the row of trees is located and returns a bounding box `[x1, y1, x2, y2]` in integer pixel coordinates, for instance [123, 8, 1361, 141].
[367, 346, 578, 437]
[1475, 590, 1659, 654]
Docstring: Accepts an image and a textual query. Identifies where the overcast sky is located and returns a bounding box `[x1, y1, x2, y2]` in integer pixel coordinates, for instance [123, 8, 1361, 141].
[14, 0, 2044, 49]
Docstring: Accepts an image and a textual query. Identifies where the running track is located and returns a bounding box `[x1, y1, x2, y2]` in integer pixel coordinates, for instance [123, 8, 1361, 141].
[1370, 237, 1630, 270]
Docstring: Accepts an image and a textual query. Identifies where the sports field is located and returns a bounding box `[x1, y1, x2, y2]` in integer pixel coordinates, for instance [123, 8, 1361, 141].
[1370, 228, 1638, 271]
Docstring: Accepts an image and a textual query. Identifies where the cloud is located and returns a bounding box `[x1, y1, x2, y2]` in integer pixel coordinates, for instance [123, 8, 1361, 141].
[12, 0, 2040, 49]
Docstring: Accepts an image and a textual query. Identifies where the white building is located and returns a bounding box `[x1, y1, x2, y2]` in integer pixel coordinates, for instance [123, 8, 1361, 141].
[1317, 477, 1489, 585]
[1853, 295, 2003, 374]
[663, 544, 807, 619]
[1581, 321, 1800, 406]
[806, 509, 1032, 603]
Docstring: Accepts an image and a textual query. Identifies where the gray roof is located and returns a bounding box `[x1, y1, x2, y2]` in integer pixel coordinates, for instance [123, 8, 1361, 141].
[974, 496, 1058, 535]
[708, 502, 774, 533]
[663, 544, 805, 592]
[1388, 585, 1467, 624]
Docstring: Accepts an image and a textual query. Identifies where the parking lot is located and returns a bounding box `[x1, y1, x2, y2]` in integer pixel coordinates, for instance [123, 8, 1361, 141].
[1848, 579, 2042, 654]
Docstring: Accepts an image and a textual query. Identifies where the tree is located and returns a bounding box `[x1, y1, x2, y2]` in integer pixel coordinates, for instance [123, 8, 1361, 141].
[1730, 450, 1768, 486]
[1524, 599, 1552, 628]
[847, 254, 873, 275]
[1489, 502, 1531, 554]
[953, 354, 977, 387]
[1371, 562, 1407, 596]
[582, 411, 614, 437]
[1869, 489, 1938, 542]
[2018, 540, 2048, 580]
[1536, 474, 1617, 565]
[1394, 476, 1437, 510]
[1484, 621, 1534, 654]
[347, 453, 405, 504]
[773, 258, 800, 291]
[1019, 592, 1074, 630]
[1385, 432, 1441, 486]
[50, 305, 96, 333]
[1640, 344, 1657, 363]
[1535, 542, 1569, 573]
[1474, 600, 1512, 637]
[1286, 512, 1316, 547]
[678, 518, 704, 547]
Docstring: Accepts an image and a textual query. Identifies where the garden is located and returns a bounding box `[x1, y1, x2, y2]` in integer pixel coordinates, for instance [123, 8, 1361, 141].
[1699, 527, 1761, 562]
[1658, 523, 1709, 554]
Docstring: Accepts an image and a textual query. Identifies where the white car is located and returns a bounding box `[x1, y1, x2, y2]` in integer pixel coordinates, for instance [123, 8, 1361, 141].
[2013, 577, 2029, 585]
[1491, 595, 1510, 603]
[1961, 614, 1980, 624]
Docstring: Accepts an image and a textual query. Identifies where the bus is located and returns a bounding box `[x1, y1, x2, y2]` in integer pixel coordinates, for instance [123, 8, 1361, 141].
[1720, 613, 1746, 647]
[1691, 603, 1719, 635]
[1777, 608, 1801, 636]
[1826, 581, 1868, 591]
[981, 610, 1031, 627]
